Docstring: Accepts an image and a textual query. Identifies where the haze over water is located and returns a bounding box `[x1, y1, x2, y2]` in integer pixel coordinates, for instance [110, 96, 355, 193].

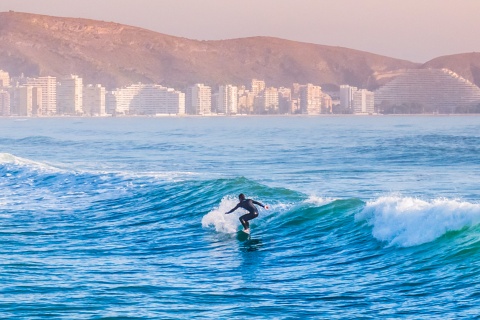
[0, 116, 479, 318]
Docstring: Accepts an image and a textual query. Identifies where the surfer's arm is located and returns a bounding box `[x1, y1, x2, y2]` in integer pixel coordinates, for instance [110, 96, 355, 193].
[225, 204, 239, 214]
[252, 200, 266, 208]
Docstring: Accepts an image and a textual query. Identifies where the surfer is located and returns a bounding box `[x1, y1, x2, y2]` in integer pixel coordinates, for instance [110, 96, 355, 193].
[225, 193, 268, 233]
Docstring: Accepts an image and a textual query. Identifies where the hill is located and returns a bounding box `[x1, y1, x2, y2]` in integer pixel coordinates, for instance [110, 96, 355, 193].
[0, 11, 420, 90]
[422, 53, 480, 86]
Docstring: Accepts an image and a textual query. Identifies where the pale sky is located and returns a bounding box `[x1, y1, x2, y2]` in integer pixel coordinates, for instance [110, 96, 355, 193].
[1, 0, 479, 63]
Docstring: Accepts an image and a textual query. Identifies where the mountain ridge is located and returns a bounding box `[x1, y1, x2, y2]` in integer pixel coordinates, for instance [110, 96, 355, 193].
[0, 11, 479, 90]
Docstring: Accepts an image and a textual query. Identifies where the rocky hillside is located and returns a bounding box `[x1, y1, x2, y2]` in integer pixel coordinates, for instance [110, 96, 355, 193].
[1, 11, 476, 91]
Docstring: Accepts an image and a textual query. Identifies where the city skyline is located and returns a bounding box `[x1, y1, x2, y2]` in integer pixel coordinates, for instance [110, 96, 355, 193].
[3, 67, 480, 117]
[0, 0, 479, 63]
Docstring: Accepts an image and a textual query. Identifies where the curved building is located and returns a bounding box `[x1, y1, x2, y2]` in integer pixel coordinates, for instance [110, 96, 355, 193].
[375, 69, 480, 113]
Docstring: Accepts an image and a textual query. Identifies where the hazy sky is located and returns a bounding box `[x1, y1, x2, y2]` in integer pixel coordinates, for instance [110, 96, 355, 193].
[1, 0, 479, 62]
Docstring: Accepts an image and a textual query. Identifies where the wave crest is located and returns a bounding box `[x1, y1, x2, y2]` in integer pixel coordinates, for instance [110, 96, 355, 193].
[356, 196, 480, 247]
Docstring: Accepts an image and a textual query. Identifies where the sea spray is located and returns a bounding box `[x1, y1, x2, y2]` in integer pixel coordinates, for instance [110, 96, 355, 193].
[356, 196, 480, 247]
[201, 196, 242, 233]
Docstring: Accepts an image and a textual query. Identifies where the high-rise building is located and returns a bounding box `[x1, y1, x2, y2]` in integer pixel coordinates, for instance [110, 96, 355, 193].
[57, 75, 83, 115]
[83, 84, 106, 116]
[0, 70, 10, 88]
[12, 86, 34, 116]
[299, 84, 322, 114]
[254, 87, 279, 114]
[237, 86, 255, 114]
[218, 85, 238, 114]
[251, 79, 265, 96]
[352, 89, 374, 114]
[375, 68, 480, 113]
[339, 85, 357, 113]
[0, 90, 10, 116]
[186, 84, 211, 115]
[278, 87, 292, 114]
[26, 76, 56, 115]
[321, 94, 333, 114]
[31, 87, 42, 115]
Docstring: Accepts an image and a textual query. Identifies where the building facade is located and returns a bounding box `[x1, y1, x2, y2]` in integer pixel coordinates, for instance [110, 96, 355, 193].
[186, 84, 212, 115]
[57, 75, 83, 115]
[83, 84, 106, 116]
[375, 68, 480, 113]
[254, 87, 279, 114]
[0, 90, 10, 116]
[218, 85, 238, 114]
[300, 84, 322, 114]
[339, 85, 357, 113]
[26, 76, 57, 115]
[0, 70, 10, 88]
[109, 83, 185, 115]
[352, 89, 374, 114]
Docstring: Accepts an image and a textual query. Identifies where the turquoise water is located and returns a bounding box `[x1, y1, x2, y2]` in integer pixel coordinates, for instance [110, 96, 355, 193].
[0, 116, 479, 318]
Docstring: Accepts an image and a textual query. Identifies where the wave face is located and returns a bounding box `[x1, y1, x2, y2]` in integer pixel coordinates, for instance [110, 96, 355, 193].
[0, 116, 479, 318]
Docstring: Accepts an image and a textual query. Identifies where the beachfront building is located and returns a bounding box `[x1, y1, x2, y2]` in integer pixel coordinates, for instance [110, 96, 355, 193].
[375, 68, 480, 113]
[218, 85, 238, 114]
[322, 94, 333, 114]
[57, 75, 83, 115]
[237, 86, 255, 114]
[0, 90, 10, 116]
[83, 84, 106, 116]
[254, 86, 279, 114]
[251, 79, 266, 96]
[278, 87, 292, 114]
[186, 84, 212, 115]
[352, 89, 375, 114]
[9, 86, 42, 116]
[339, 85, 357, 113]
[109, 83, 185, 115]
[0, 70, 10, 88]
[26, 76, 56, 115]
[300, 83, 322, 114]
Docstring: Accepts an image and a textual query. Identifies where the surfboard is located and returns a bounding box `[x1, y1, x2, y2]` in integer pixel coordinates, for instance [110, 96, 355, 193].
[237, 229, 250, 241]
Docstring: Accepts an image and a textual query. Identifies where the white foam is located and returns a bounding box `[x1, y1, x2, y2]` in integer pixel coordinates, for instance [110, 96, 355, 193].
[356, 196, 480, 247]
[0, 153, 64, 173]
[304, 195, 335, 206]
[201, 196, 244, 234]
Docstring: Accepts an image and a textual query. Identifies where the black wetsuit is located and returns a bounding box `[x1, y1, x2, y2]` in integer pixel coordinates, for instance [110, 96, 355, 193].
[226, 199, 265, 229]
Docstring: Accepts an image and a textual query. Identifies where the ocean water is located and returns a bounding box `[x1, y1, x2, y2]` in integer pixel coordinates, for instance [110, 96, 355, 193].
[0, 115, 479, 319]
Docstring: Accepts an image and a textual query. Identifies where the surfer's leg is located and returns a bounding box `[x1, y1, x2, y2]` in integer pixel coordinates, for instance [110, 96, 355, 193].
[239, 212, 257, 230]
[239, 215, 249, 229]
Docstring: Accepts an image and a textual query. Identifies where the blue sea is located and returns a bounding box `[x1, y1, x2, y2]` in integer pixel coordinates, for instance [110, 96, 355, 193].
[0, 115, 479, 319]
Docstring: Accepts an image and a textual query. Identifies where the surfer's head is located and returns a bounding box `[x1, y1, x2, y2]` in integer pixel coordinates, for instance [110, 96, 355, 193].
[239, 193, 245, 201]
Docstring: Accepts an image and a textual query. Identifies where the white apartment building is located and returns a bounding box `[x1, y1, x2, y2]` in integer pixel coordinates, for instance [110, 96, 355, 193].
[353, 89, 374, 114]
[110, 84, 185, 115]
[375, 68, 480, 113]
[0, 90, 10, 116]
[300, 83, 322, 114]
[0, 70, 10, 88]
[83, 84, 106, 116]
[26, 76, 56, 115]
[339, 85, 357, 113]
[17, 86, 34, 116]
[218, 85, 238, 114]
[57, 75, 83, 115]
[186, 84, 212, 115]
